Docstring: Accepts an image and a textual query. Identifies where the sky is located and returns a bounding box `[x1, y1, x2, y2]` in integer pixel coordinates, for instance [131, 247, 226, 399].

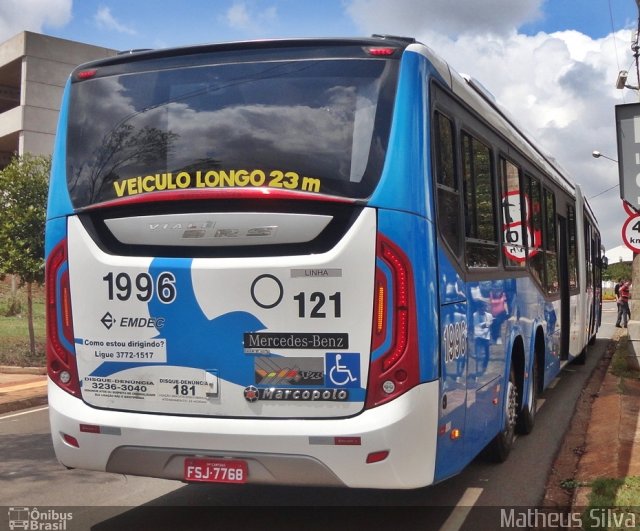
[0, 0, 639, 250]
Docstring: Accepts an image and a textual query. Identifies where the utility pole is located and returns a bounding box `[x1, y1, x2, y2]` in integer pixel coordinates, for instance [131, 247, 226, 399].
[632, 3, 640, 318]
[632, 3, 640, 316]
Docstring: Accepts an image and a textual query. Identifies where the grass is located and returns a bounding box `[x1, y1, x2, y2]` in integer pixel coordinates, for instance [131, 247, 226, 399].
[582, 477, 640, 530]
[580, 335, 640, 530]
[610, 335, 640, 381]
[0, 278, 45, 366]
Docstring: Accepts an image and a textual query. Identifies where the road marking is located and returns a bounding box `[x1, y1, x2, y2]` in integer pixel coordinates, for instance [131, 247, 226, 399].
[0, 405, 49, 420]
[439, 487, 483, 531]
[536, 398, 546, 410]
[548, 378, 559, 389]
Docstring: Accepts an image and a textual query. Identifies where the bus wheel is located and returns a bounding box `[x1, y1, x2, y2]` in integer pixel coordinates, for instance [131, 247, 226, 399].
[573, 346, 587, 365]
[487, 367, 518, 462]
[516, 357, 537, 435]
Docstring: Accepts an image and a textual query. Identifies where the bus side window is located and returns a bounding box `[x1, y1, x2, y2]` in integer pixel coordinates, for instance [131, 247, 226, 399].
[434, 111, 461, 257]
[500, 158, 526, 267]
[544, 188, 558, 294]
[528, 175, 545, 286]
[584, 219, 593, 290]
[461, 132, 499, 268]
[567, 205, 578, 290]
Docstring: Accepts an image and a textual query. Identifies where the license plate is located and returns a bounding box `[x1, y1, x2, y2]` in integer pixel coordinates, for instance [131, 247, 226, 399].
[184, 458, 248, 484]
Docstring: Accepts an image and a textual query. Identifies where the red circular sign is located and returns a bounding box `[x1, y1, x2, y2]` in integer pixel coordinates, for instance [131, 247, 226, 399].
[622, 213, 640, 253]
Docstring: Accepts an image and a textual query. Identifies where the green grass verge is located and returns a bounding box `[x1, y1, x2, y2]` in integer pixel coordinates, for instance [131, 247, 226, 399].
[582, 477, 640, 530]
[0, 281, 45, 366]
[610, 335, 640, 381]
[580, 335, 640, 530]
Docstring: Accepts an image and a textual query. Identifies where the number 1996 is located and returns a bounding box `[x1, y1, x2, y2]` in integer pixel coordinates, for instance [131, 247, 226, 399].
[103, 271, 177, 303]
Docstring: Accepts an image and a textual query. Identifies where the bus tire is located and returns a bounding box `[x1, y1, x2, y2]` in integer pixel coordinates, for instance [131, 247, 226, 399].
[516, 355, 537, 435]
[573, 346, 587, 365]
[487, 367, 518, 462]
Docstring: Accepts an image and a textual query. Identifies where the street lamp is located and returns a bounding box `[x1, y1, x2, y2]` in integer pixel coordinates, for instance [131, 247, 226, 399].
[592, 150, 618, 163]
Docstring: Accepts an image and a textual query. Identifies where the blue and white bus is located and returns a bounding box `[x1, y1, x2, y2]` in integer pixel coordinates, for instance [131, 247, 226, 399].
[46, 36, 603, 489]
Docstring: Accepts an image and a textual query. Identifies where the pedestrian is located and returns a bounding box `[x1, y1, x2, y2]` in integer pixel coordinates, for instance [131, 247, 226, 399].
[616, 280, 631, 328]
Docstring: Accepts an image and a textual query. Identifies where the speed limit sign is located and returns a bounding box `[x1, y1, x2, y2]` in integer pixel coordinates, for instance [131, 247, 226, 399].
[622, 213, 640, 253]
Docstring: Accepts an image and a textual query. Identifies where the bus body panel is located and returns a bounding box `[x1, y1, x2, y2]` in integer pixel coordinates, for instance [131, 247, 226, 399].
[48, 378, 439, 489]
[433, 250, 563, 480]
[46, 79, 74, 224]
[67, 209, 376, 418]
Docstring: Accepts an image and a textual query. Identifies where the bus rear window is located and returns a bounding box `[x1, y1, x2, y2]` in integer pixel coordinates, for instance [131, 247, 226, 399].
[67, 57, 398, 207]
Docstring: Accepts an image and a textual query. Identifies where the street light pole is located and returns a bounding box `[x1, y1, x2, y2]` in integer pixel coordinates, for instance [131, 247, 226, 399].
[592, 150, 618, 163]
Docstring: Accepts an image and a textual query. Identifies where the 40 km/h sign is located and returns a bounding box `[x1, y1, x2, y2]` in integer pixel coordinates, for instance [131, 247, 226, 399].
[622, 213, 640, 253]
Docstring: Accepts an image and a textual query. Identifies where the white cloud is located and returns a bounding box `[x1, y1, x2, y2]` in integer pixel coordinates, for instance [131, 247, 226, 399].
[222, 1, 277, 33]
[346, 0, 543, 38]
[226, 2, 252, 30]
[346, 0, 632, 249]
[0, 0, 71, 43]
[94, 6, 136, 36]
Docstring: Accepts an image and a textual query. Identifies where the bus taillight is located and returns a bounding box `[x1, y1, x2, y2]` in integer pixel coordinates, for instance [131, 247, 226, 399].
[46, 240, 80, 397]
[366, 234, 419, 409]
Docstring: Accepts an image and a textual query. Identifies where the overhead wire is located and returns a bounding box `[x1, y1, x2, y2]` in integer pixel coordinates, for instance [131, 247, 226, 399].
[609, 0, 621, 73]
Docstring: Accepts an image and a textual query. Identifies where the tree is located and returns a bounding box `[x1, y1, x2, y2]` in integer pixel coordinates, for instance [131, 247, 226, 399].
[0, 153, 49, 357]
[603, 261, 632, 282]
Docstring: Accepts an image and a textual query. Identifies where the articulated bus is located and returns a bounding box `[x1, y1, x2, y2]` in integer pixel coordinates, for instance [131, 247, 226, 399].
[46, 36, 603, 489]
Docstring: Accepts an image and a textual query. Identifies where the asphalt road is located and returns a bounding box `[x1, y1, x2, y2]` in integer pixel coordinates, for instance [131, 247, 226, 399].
[0, 302, 616, 531]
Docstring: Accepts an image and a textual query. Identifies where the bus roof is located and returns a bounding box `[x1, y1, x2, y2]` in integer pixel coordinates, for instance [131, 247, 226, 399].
[73, 35, 416, 72]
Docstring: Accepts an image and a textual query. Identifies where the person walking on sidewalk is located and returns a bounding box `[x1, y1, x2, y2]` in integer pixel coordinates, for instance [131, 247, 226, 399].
[616, 280, 631, 328]
[615, 278, 622, 300]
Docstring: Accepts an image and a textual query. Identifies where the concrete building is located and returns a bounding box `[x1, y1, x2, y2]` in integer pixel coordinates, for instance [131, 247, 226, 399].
[606, 244, 634, 264]
[0, 31, 116, 167]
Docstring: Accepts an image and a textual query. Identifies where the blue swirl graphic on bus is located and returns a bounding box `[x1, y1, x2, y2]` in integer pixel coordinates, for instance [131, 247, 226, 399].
[89, 258, 264, 382]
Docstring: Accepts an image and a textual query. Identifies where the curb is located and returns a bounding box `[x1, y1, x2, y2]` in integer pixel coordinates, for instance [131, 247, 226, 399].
[0, 394, 47, 415]
[0, 365, 46, 375]
[569, 329, 633, 512]
[0, 365, 48, 414]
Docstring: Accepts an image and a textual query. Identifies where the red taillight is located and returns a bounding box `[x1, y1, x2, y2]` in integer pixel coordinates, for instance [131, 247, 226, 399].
[46, 240, 80, 397]
[366, 47, 396, 56]
[366, 234, 420, 409]
[77, 69, 97, 80]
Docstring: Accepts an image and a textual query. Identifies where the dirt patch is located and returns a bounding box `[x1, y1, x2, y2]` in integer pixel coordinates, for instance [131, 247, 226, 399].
[542, 335, 617, 508]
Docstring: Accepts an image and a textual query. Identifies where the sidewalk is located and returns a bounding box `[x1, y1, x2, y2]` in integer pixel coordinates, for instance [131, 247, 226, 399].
[0, 365, 47, 414]
[572, 329, 640, 508]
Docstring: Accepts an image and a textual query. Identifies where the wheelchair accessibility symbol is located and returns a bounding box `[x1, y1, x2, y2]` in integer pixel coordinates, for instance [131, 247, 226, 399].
[326, 353, 360, 388]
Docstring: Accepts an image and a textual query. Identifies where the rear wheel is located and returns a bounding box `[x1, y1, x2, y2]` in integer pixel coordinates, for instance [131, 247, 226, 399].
[487, 367, 518, 462]
[573, 345, 587, 365]
[516, 356, 537, 435]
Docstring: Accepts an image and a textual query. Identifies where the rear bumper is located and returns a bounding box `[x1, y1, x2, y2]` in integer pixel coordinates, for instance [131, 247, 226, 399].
[49, 379, 439, 489]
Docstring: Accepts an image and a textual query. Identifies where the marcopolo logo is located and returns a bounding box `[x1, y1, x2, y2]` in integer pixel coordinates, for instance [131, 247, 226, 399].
[243, 386, 349, 402]
[8, 507, 73, 530]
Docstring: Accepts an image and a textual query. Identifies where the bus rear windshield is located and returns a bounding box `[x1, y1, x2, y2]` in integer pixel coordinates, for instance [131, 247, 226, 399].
[66, 56, 398, 207]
